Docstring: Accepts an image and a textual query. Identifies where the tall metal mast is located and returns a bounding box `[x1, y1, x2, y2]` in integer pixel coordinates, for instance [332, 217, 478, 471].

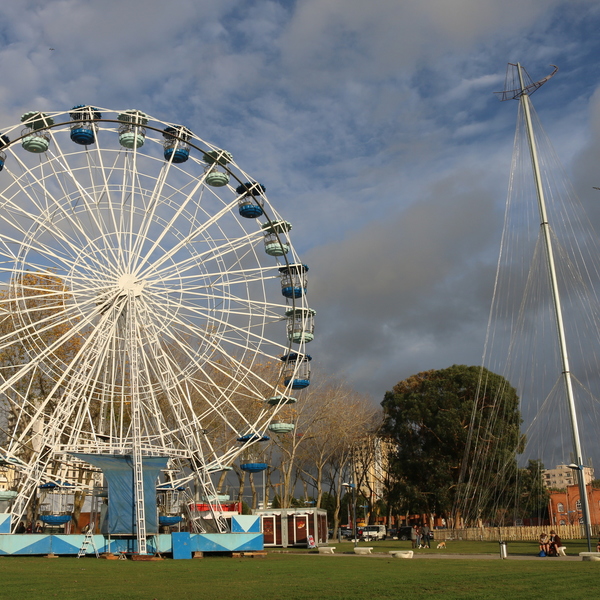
[500, 63, 591, 550]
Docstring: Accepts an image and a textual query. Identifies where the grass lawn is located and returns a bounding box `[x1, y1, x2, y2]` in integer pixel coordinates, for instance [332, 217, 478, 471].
[333, 537, 593, 556]
[0, 543, 597, 600]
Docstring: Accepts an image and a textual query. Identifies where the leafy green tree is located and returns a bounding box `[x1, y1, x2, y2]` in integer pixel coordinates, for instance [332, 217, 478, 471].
[515, 459, 549, 522]
[381, 365, 523, 522]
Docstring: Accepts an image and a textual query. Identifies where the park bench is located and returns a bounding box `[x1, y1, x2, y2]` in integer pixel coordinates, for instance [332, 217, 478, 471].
[318, 547, 335, 554]
[353, 547, 373, 555]
[579, 552, 600, 561]
[388, 551, 413, 559]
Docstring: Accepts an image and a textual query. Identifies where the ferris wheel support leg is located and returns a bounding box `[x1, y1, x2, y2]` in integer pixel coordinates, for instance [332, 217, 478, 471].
[190, 454, 229, 534]
[127, 295, 148, 555]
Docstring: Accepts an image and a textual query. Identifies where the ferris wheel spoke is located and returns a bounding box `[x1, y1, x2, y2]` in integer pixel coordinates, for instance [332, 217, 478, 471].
[121, 143, 154, 272]
[0, 288, 102, 346]
[128, 161, 185, 268]
[167, 288, 285, 323]
[5, 155, 114, 266]
[133, 333, 173, 449]
[0, 195, 90, 268]
[155, 305, 287, 361]
[142, 310, 278, 405]
[135, 196, 241, 280]
[145, 234, 265, 284]
[46, 140, 122, 266]
[86, 138, 133, 270]
[131, 171, 213, 275]
[165, 323, 284, 403]
[166, 304, 283, 347]
[0, 293, 117, 425]
[143, 229, 260, 279]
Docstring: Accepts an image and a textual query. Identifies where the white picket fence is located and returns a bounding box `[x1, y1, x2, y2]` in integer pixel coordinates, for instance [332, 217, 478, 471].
[440, 524, 599, 541]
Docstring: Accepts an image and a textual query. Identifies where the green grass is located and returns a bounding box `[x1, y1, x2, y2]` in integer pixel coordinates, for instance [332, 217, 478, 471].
[331, 537, 592, 555]
[0, 545, 598, 600]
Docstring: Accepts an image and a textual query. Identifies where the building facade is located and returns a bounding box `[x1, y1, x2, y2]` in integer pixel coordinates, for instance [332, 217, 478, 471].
[543, 464, 594, 489]
[548, 484, 600, 526]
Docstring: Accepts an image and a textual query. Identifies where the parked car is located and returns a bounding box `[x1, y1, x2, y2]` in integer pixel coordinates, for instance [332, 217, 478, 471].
[395, 526, 414, 541]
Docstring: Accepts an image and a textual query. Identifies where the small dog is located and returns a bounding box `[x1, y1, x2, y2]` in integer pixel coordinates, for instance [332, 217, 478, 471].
[436, 541, 446, 549]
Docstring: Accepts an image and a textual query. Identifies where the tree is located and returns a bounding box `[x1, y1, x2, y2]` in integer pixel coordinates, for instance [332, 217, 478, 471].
[0, 273, 84, 437]
[294, 379, 379, 508]
[381, 365, 523, 523]
[514, 459, 549, 523]
[0, 272, 86, 459]
[0, 272, 88, 523]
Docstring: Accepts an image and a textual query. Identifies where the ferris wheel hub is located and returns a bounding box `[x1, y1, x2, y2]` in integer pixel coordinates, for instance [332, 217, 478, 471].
[117, 273, 145, 297]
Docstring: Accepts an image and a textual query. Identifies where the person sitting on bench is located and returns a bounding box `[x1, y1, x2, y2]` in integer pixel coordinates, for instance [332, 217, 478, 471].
[548, 531, 562, 556]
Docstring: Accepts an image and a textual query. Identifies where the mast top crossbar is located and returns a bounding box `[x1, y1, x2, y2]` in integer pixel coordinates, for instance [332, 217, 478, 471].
[495, 63, 558, 101]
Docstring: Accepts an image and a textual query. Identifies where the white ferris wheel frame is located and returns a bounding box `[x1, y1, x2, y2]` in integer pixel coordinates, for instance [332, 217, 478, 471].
[0, 107, 313, 541]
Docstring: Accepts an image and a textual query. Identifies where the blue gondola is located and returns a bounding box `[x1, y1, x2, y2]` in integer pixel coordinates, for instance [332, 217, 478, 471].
[240, 462, 268, 473]
[280, 352, 312, 389]
[237, 434, 270, 443]
[70, 105, 102, 145]
[39, 514, 71, 525]
[159, 515, 183, 526]
[39, 482, 59, 489]
[279, 264, 309, 298]
[163, 126, 192, 163]
[236, 181, 265, 218]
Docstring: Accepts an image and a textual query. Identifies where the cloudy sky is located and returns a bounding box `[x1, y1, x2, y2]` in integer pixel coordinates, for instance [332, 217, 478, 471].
[2, 0, 600, 410]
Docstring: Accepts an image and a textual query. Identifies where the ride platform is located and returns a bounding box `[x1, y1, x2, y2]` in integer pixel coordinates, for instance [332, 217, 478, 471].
[0, 515, 262, 558]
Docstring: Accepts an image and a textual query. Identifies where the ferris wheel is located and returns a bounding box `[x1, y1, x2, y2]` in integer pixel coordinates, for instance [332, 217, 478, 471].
[0, 107, 314, 545]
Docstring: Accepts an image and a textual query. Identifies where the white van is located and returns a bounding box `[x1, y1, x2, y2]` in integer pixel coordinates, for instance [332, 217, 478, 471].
[359, 525, 386, 540]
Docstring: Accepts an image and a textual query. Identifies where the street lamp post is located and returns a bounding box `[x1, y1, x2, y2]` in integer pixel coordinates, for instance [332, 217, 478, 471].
[567, 463, 592, 552]
[342, 482, 357, 548]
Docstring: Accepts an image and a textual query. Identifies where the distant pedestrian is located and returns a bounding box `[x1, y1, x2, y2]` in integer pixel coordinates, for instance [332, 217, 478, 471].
[410, 525, 417, 548]
[421, 523, 431, 548]
[415, 525, 422, 548]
